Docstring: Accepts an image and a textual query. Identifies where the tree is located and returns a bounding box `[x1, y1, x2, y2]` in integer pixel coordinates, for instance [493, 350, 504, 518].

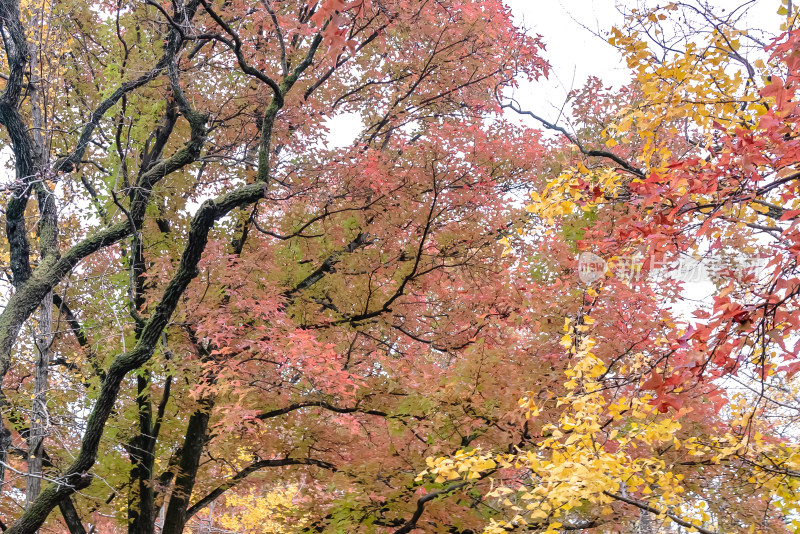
[422, 1, 800, 533]
[1, 1, 799, 534]
[0, 0, 551, 532]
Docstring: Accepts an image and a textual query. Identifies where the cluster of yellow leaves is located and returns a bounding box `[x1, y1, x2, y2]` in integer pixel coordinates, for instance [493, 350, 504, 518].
[418, 328, 800, 533]
[18, 0, 74, 99]
[416, 449, 505, 484]
[484, 342, 693, 532]
[417, 338, 682, 531]
[526, 165, 623, 225]
[778, 0, 800, 31]
[678, 392, 800, 532]
[216, 484, 308, 534]
[526, 3, 776, 224]
[606, 4, 766, 166]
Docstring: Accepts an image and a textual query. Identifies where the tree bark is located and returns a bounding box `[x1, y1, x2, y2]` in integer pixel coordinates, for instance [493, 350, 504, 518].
[25, 293, 51, 521]
[159, 396, 214, 534]
[57, 497, 87, 534]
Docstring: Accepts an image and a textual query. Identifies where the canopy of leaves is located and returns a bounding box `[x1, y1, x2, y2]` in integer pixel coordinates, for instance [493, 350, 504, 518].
[0, 0, 799, 533]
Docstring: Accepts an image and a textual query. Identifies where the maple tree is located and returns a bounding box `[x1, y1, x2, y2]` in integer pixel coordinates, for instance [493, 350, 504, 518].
[1, 0, 800, 533]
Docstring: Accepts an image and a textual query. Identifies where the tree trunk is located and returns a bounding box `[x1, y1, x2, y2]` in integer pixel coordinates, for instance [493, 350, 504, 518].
[26, 291, 51, 527]
[160, 396, 214, 534]
[58, 497, 87, 534]
[26, 8, 52, 528]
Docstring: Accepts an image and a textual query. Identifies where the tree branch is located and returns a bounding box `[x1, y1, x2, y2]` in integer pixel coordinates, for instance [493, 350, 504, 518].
[500, 97, 645, 179]
[392, 481, 469, 534]
[185, 457, 338, 521]
[257, 400, 389, 420]
[604, 491, 716, 534]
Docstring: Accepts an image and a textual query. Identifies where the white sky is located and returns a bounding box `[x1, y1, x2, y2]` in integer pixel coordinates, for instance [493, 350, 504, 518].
[505, 0, 631, 121]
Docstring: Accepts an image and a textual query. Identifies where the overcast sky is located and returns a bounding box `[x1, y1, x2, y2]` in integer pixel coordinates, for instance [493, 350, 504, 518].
[505, 0, 629, 121]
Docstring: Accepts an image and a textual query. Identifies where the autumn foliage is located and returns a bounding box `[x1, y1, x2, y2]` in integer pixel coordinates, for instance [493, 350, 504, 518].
[0, 0, 799, 533]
